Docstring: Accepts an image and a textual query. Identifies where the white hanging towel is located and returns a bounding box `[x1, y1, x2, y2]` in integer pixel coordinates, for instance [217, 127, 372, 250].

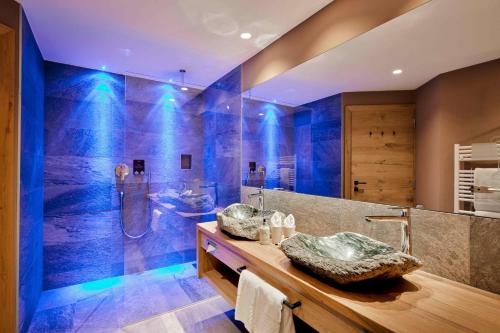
[474, 211, 500, 219]
[474, 168, 500, 214]
[235, 270, 295, 333]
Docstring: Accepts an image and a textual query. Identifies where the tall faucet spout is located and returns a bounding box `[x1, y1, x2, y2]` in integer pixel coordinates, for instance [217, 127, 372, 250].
[248, 188, 264, 211]
[365, 207, 412, 255]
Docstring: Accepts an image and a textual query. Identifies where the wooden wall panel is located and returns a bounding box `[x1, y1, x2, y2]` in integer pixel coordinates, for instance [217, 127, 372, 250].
[0, 23, 19, 333]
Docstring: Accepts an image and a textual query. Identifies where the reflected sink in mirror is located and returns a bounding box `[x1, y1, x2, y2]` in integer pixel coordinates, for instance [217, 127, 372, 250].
[217, 203, 281, 240]
[281, 232, 422, 284]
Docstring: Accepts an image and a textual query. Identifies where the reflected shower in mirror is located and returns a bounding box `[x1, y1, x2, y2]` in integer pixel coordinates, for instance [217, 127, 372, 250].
[242, 0, 500, 214]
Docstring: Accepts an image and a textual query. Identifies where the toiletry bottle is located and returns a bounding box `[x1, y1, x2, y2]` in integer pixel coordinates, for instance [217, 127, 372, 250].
[259, 219, 271, 245]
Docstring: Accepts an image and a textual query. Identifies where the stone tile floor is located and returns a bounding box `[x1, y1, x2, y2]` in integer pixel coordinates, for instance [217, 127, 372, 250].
[28, 262, 235, 332]
[122, 296, 246, 333]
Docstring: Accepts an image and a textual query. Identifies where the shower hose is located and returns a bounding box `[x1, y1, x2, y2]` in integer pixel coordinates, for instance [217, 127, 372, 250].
[118, 171, 152, 239]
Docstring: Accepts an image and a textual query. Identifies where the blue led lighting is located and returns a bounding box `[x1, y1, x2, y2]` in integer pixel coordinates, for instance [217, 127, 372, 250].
[80, 275, 123, 292]
[148, 263, 186, 277]
[153, 84, 181, 161]
[157, 84, 178, 111]
[261, 103, 282, 188]
[72, 72, 121, 158]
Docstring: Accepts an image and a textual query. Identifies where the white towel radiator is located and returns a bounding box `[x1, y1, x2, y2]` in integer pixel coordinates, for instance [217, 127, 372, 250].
[454, 143, 500, 214]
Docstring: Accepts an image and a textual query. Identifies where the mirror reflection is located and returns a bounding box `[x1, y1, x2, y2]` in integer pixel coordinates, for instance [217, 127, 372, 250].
[242, 0, 500, 214]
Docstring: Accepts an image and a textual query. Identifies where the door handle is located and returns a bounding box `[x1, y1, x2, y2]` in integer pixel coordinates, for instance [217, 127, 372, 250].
[354, 186, 365, 193]
[354, 180, 366, 193]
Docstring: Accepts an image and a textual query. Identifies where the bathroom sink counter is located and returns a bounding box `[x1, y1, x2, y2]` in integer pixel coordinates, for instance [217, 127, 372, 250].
[197, 221, 500, 333]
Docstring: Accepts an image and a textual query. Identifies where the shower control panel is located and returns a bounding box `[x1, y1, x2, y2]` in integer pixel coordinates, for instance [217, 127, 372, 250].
[133, 160, 145, 175]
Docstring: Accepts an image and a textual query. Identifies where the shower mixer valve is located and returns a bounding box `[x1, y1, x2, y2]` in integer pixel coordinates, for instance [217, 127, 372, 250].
[115, 163, 129, 181]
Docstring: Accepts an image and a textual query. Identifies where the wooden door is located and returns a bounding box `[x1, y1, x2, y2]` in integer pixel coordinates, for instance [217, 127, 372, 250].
[344, 105, 415, 206]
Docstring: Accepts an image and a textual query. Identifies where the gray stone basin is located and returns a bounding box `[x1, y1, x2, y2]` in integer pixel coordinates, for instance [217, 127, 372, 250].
[216, 203, 280, 240]
[281, 232, 423, 284]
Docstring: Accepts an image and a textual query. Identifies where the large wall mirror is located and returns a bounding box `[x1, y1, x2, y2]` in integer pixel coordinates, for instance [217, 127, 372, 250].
[242, 0, 500, 214]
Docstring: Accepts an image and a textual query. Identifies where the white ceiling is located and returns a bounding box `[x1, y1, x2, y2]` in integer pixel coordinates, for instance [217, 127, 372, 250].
[250, 0, 500, 106]
[20, 0, 332, 87]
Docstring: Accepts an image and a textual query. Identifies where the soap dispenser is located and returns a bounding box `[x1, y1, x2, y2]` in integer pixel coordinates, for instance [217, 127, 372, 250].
[259, 219, 271, 245]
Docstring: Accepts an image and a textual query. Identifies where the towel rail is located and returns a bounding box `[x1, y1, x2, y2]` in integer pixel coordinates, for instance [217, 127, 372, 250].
[236, 265, 302, 310]
[454, 143, 500, 214]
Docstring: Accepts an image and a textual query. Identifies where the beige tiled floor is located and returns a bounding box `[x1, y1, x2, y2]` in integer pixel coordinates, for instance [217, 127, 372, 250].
[122, 296, 243, 333]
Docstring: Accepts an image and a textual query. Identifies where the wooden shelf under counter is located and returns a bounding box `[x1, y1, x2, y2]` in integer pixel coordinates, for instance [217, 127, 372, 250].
[197, 221, 500, 333]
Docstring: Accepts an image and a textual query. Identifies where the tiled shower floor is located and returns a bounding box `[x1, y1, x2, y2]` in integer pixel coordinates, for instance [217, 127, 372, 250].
[28, 262, 231, 332]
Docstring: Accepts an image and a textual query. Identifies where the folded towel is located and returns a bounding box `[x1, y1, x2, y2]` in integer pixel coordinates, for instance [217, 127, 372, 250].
[235, 270, 295, 333]
[271, 212, 285, 227]
[474, 211, 500, 219]
[279, 168, 290, 188]
[283, 214, 295, 228]
[474, 168, 500, 213]
[471, 143, 499, 161]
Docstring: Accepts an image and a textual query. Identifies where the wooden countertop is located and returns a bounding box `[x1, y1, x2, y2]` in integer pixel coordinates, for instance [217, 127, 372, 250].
[198, 222, 500, 333]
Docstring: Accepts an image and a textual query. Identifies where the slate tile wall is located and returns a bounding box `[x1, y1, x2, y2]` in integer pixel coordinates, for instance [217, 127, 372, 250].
[242, 98, 295, 189]
[43, 62, 125, 289]
[43, 62, 242, 289]
[294, 93, 342, 197]
[201, 66, 242, 207]
[19, 10, 45, 333]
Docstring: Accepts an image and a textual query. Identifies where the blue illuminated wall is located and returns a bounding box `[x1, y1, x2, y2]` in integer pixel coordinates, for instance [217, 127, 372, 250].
[242, 98, 294, 188]
[294, 93, 342, 197]
[242, 93, 341, 197]
[201, 66, 242, 206]
[43, 62, 236, 289]
[121, 76, 207, 275]
[19, 11, 45, 333]
[43, 62, 125, 289]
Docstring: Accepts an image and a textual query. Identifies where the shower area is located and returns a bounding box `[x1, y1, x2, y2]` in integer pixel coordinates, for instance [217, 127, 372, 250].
[242, 97, 296, 191]
[24, 61, 242, 331]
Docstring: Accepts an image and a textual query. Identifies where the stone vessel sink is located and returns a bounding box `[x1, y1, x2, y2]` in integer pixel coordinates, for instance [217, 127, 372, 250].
[217, 203, 280, 240]
[281, 232, 422, 284]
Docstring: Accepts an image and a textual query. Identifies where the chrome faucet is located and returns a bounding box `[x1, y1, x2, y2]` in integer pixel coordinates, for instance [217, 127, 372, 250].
[365, 207, 412, 255]
[248, 187, 265, 211]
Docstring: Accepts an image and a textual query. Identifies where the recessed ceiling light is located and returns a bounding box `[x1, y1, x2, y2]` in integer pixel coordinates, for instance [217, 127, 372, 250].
[169, 98, 175, 102]
[240, 32, 252, 40]
[392, 69, 403, 75]
[101, 65, 107, 70]
[181, 87, 188, 91]
[258, 113, 264, 116]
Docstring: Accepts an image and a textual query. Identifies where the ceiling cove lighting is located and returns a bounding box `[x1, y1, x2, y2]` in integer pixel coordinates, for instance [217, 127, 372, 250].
[240, 32, 252, 40]
[179, 69, 188, 91]
[392, 69, 403, 75]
